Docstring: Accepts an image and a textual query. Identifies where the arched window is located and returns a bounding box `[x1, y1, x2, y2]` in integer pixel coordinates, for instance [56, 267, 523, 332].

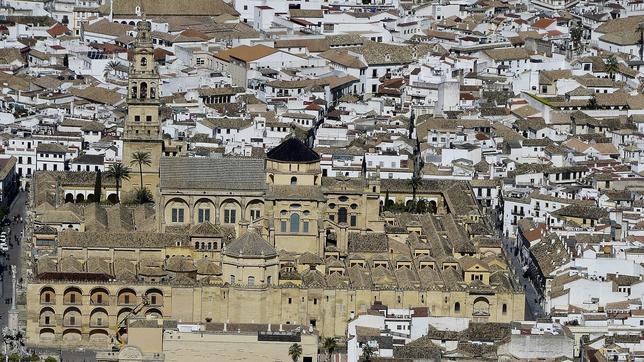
[454, 302, 461, 313]
[247, 276, 255, 286]
[230, 275, 235, 284]
[131, 86, 137, 99]
[140, 57, 147, 67]
[140, 82, 147, 98]
[290, 213, 300, 233]
[290, 176, 297, 185]
[502, 303, 507, 315]
[267, 276, 272, 285]
[338, 207, 348, 224]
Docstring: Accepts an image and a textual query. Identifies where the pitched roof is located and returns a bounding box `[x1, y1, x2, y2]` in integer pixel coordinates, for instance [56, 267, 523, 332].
[222, 44, 278, 63]
[483, 47, 531, 61]
[160, 157, 265, 190]
[266, 138, 320, 163]
[224, 231, 277, 258]
[110, 0, 238, 16]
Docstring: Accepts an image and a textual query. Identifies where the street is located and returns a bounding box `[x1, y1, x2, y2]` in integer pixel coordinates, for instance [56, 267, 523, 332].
[0, 190, 27, 329]
[501, 236, 545, 320]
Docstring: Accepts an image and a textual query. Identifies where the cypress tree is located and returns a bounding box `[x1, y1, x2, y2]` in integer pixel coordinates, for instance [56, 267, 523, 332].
[94, 170, 102, 203]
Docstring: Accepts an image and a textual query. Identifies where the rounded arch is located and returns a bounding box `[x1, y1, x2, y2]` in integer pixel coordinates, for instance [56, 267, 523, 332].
[63, 286, 82, 305]
[89, 329, 109, 343]
[117, 307, 133, 326]
[289, 213, 300, 233]
[219, 198, 242, 225]
[290, 176, 297, 185]
[428, 200, 438, 214]
[40, 286, 56, 304]
[245, 199, 264, 221]
[39, 328, 55, 342]
[454, 302, 461, 313]
[90, 307, 109, 328]
[145, 308, 162, 319]
[128, 21, 135, 26]
[139, 81, 148, 98]
[87, 193, 96, 202]
[63, 307, 81, 327]
[473, 296, 490, 316]
[117, 288, 137, 305]
[39, 307, 55, 326]
[65, 193, 74, 203]
[193, 198, 215, 224]
[338, 207, 348, 224]
[62, 329, 82, 342]
[145, 288, 163, 306]
[165, 197, 189, 224]
[107, 193, 118, 204]
[75, 194, 85, 203]
[90, 287, 110, 305]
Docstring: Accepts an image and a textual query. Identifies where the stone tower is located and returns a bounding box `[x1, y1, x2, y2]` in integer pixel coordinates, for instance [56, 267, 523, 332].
[122, 19, 163, 195]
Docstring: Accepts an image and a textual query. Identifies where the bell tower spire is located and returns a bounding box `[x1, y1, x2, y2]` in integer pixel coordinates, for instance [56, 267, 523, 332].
[122, 18, 163, 198]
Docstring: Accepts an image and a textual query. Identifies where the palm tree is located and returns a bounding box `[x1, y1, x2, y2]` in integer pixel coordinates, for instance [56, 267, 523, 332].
[130, 151, 152, 190]
[288, 343, 302, 362]
[605, 55, 619, 79]
[322, 337, 337, 362]
[106, 163, 131, 203]
[103, 60, 122, 79]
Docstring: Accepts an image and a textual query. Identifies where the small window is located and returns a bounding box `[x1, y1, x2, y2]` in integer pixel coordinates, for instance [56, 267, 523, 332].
[230, 275, 236, 284]
[502, 303, 508, 315]
[454, 302, 460, 313]
[248, 276, 255, 286]
[290, 176, 297, 185]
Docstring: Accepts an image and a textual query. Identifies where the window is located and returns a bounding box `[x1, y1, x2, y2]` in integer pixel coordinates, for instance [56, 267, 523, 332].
[290, 176, 297, 185]
[372, 69, 377, 78]
[124, 295, 130, 304]
[248, 276, 255, 286]
[96, 294, 102, 304]
[338, 208, 348, 224]
[45, 294, 50, 303]
[250, 209, 261, 220]
[198, 209, 210, 223]
[224, 209, 236, 224]
[230, 275, 236, 283]
[70, 294, 75, 304]
[454, 302, 460, 313]
[502, 303, 507, 315]
[290, 213, 300, 233]
[135, 115, 140, 122]
[350, 215, 357, 227]
[140, 57, 147, 67]
[196, 58, 204, 65]
[303, 221, 309, 233]
[288, 297, 292, 304]
[151, 295, 157, 305]
[280, 220, 287, 232]
[267, 276, 272, 285]
[171, 208, 184, 223]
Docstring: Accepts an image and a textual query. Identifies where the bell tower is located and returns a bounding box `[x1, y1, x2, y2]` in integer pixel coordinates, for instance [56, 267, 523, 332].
[123, 19, 163, 195]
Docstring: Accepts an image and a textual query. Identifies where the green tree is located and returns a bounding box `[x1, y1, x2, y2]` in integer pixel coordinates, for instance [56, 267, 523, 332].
[129, 151, 152, 191]
[383, 189, 390, 212]
[362, 343, 374, 362]
[288, 343, 302, 362]
[135, 187, 154, 204]
[587, 96, 599, 110]
[103, 60, 122, 79]
[106, 163, 131, 203]
[44, 357, 57, 362]
[408, 175, 423, 212]
[322, 337, 337, 362]
[605, 55, 619, 79]
[415, 199, 427, 213]
[93, 169, 102, 203]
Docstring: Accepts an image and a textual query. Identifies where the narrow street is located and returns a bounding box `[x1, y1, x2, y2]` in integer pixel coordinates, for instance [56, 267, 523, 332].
[501, 237, 545, 321]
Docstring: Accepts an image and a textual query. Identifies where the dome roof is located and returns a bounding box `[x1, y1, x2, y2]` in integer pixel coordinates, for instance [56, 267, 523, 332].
[266, 138, 319, 163]
[224, 231, 277, 258]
